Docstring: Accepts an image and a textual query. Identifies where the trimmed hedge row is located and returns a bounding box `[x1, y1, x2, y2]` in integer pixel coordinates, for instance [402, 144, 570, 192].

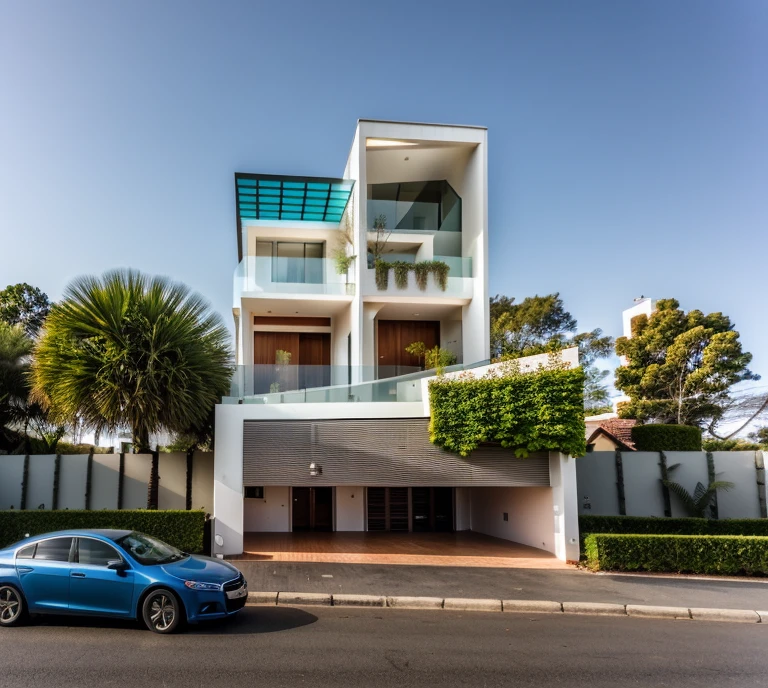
[580, 515, 768, 538]
[584, 533, 768, 576]
[0, 510, 205, 553]
[630, 424, 702, 451]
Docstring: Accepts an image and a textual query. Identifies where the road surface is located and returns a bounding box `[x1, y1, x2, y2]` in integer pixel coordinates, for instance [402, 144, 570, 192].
[3, 606, 765, 687]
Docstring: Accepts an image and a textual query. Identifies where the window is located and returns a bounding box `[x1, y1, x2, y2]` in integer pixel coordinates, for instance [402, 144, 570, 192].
[78, 538, 121, 567]
[34, 537, 74, 562]
[257, 240, 324, 284]
[17, 544, 36, 559]
[245, 486, 264, 499]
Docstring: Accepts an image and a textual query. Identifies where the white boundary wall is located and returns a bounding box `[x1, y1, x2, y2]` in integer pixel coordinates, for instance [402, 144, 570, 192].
[578, 451, 766, 519]
[0, 451, 213, 513]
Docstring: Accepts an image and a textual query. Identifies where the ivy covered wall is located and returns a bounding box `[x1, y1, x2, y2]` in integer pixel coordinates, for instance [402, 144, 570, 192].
[428, 363, 586, 458]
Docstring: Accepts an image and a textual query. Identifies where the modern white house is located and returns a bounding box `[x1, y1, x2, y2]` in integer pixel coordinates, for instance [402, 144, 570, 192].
[213, 119, 580, 561]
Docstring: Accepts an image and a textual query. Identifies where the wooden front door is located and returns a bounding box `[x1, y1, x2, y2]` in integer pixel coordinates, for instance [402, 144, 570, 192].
[292, 487, 333, 532]
[377, 320, 440, 378]
[292, 487, 311, 531]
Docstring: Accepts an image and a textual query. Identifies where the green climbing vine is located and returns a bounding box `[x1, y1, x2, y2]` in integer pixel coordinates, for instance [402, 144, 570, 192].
[428, 359, 586, 457]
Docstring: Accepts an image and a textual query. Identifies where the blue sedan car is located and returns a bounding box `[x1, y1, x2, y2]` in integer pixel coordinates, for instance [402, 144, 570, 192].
[0, 529, 247, 633]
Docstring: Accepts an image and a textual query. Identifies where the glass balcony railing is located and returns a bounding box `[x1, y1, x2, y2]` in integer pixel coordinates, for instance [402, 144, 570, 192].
[234, 256, 354, 296]
[362, 255, 473, 298]
[368, 200, 461, 233]
[223, 360, 490, 405]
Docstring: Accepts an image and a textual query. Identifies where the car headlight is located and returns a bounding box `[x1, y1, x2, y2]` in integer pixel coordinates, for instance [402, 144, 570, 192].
[184, 581, 222, 591]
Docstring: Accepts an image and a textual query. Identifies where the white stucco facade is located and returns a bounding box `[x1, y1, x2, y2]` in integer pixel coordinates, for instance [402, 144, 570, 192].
[214, 119, 580, 562]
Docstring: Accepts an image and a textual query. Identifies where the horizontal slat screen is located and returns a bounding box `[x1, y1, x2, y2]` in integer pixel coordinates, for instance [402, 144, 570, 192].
[243, 418, 550, 487]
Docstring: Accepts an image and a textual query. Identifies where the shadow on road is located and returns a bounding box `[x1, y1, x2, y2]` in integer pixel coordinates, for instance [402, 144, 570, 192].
[28, 606, 317, 636]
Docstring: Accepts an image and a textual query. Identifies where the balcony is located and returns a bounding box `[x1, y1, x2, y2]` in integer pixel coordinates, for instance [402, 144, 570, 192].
[362, 255, 473, 301]
[235, 256, 354, 297]
[224, 361, 491, 405]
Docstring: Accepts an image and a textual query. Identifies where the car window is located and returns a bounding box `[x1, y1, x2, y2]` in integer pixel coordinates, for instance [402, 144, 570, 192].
[115, 531, 186, 566]
[17, 544, 36, 559]
[34, 537, 74, 562]
[78, 538, 121, 567]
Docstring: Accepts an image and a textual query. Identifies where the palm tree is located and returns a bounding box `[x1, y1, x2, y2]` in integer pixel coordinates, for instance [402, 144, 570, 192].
[0, 322, 33, 446]
[663, 466, 735, 518]
[31, 270, 232, 453]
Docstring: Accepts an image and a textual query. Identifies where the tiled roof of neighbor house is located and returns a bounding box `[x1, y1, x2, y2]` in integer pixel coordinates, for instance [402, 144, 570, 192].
[586, 419, 638, 450]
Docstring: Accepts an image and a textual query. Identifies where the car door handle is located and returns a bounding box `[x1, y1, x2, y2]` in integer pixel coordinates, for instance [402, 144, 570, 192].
[71, 572, 86, 578]
[17, 566, 34, 574]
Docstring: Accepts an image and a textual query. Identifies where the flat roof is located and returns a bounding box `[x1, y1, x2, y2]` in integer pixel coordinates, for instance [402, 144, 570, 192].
[357, 118, 487, 130]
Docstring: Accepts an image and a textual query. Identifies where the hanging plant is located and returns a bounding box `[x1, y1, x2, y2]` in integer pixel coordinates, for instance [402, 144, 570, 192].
[430, 261, 449, 291]
[393, 262, 411, 289]
[374, 260, 390, 290]
[414, 263, 430, 290]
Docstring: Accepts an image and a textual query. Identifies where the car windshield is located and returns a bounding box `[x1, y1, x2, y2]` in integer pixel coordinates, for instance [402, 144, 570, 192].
[114, 532, 187, 566]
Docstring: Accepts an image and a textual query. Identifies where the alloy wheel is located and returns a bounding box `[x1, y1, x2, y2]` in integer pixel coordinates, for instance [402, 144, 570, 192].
[148, 593, 176, 632]
[0, 586, 22, 625]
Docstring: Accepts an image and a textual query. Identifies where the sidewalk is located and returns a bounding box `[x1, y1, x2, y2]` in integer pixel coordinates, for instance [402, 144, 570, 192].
[234, 560, 768, 611]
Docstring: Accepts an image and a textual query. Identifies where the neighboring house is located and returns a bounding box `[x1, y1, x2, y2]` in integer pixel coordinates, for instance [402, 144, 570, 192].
[585, 418, 637, 452]
[213, 119, 579, 561]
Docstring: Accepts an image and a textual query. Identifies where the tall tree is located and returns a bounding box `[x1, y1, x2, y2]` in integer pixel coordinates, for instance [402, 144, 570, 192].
[490, 293, 613, 411]
[31, 270, 232, 453]
[615, 298, 757, 427]
[0, 283, 51, 337]
[0, 322, 33, 446]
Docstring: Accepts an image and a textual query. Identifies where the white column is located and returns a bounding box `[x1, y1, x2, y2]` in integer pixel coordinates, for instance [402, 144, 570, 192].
[549, 452, 580, 562]
[213, 404, 245, 557]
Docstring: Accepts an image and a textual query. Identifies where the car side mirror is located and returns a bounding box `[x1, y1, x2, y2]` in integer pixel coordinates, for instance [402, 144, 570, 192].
[107, 559, 127, 571]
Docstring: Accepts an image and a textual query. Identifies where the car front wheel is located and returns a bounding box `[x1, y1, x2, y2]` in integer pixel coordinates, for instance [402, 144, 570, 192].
[142, 589, 183, 634]
[0, 585, 26, 627]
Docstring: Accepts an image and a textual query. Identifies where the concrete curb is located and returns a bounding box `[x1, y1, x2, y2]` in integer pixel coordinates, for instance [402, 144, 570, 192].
[245, 592, 766, 624]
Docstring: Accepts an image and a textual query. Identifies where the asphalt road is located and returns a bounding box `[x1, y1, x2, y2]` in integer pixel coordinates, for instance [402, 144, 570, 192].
[236, 560, 768, 610]
[2, 606, 766, 688]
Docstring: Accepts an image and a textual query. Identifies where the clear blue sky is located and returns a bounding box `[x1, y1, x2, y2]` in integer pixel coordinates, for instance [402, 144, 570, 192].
[1, 0, 766, 383]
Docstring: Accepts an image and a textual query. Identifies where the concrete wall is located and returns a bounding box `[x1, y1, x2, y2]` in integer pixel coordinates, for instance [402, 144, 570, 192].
[243, 486, 290, 532]
[455, 487, 471, 530]
[470, 486, 553, 551]
[192, 452, 214, 512]
[335, 486, 365, 531]
[58, 454, 88, 509]
[158, 452, 187, 511]
[576, 452, 620, 516]
[577, 450, 766, 518]
[0, 455, 25, 509]
[90, 454, 120, 510]
[122, 453, 151, 509]
[0, 451, 214, 513]
[27, 455, 56, 510]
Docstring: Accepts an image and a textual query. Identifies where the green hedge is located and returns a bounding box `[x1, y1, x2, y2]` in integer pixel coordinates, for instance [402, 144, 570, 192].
[631, 424, 702, 451]
[429, 365, 586, 457]
[584, 533, 768, 575]
[0, 510, 205, 553]
[580, 515, 768, 538]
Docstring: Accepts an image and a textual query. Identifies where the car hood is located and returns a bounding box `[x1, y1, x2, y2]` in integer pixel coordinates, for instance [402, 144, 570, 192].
[161, 555, 241, 584]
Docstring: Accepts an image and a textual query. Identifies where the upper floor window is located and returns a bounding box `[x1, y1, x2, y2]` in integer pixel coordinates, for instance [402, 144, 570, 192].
[256, 241, 324, 284]
[367, 180, 461, 233]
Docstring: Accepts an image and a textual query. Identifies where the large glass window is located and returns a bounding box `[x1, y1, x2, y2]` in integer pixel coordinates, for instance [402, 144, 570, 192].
[257, 241, 324, 284]
[34, 537, 74, 562]
[367, 180, 461, 233]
